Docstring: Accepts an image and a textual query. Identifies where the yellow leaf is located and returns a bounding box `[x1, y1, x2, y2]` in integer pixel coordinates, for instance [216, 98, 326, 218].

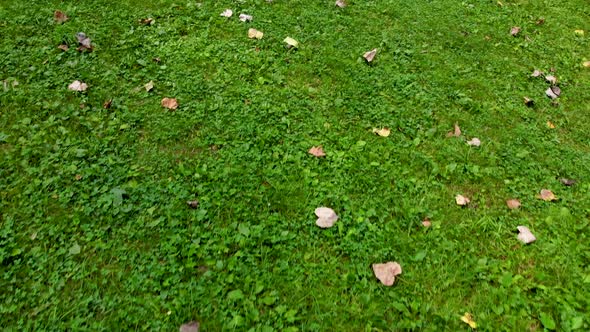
[546, 121, 555, 129]
[583, 61, 590, 68]
[574, 30, 584, 35]
[372, 127, 391, 137]
[461, 312, 477, 329]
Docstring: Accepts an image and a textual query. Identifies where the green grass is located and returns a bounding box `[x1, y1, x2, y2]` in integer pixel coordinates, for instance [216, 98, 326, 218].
[1, 0, 589, 330]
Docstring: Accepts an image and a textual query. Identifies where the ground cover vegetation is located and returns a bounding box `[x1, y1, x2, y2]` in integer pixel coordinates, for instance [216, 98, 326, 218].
[1, 0, 589, 330]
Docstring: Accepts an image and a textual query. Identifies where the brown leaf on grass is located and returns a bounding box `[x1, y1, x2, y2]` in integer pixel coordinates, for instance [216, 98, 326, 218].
[308, 146, 326, 157]
[144, 81, 154, 92]
[103, 99, 113, 109]
[68, 80, 88, 92]
[559, 178, 576, 186]
[455, 194, 470, 206]
[531, 69, 543, 77]
[179, 321, 200, 332]
[220, 9, 233, 18]
[546, 121, 555, 129]
[584, 61, 590, 68]
[186, 200, 199, 209]
[161, 97, 178, 110]
[517, 226, 536, 244]
[248, 28, 264, 40]
[372, 262, 402, 286]
[335, 0, 347, 8]
[545, 75, 557, 85]
[54, 10, 68, 24]
[546, 86, 560, 99]
[537, 189, 556, 201]
[58, 44, 69, 52]
[139, 18, 154, 25]
[363, 49, 377, 63]
[506, 199, 521, 209]
[536, 18, 545, 25]
[446, 123, 461, 137]
[467, 138, 481, 147]
[510, 26, 521, 36]
[372, 127, 391, 137]
[239, 14, 253, 22]
[422, 218, 432, 227]
[315, 207, 338, 228]
[524, 96, 534, 106]
[76, 32, 93, 52]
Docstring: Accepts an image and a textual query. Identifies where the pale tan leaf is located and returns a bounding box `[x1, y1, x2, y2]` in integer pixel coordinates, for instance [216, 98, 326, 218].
[308, 146, 326, 157]
[546, 121, 555, 129]
[220, 9, 233, 18]
[239, 14, 253, 22]
[584, 61, 590, 68]
[363, 49, 377, 62]
[531, 69, 543, 77]
[461, 313, 477, 329]
[144, 81, 154, 92]
[510, 26, 521, 36]
[574, 29, 585, 36]
[517, 226, 536, 244]
[545, 75, 557, 85]
[68, 80, 88, 92]
[524, 96, 534, 106]
[335, 0, 347, 8]
[506, 199, 521, 209]
[284, 37, 299, 48]
[248, 28, 264, 40]
[559, 178, 576, 186]
[467, 138, 481, 147]
[314, 207, 338, 228]
[58, 44, 69, 52]
[455, 194, 470, 206]
[179, 321, 200, 332]
[54, 10, 68, 24]
[372, 127, 390, 137]
[422, 218, 431, 227]
[537, 189, 556, 201]
[372, 262, 402, 286]
[446, 123, 461, 137]
[161, 97, 179, 110]
[545, 87, 560, 99]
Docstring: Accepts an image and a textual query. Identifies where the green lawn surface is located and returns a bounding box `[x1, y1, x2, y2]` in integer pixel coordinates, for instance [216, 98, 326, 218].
[1, 0, 589, 330]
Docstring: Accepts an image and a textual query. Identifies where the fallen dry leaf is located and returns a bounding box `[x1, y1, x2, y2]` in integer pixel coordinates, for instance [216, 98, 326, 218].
[455, 194, 470, 206]
[506, 199, 521, 209]
[58, 44, 69, 52]
[510, 26, 521, 36]
[422, 218, 432, 227]
[335, 0, 347, 7]
[54, 10, 68, 24]
[446, 123, 461, 137]
[536, 18, 545, 25]
[248, 28, 264, 40]
[76, 32, 93, 52]
[517, 226, 536, 244]
[461, 313, 478, 329]
[531, 69, 543, 77]
[161, 97, 178, 110]
[574, 29, 585, 36]
[220, 9, 233, 18]
[372, 262, 402, 286]
[144, 81, 154, 92]
[559, 178, 576, 186]
[187, 200, 199, 209]
[68, 80, 88, 92]
[363, 49, 377, 63]
[139, 18, 154, 25]
[524, 96, 534, 107]
[537, 189, 556, 201]
[545, 86, 560, 99]
[546, 121, 555, 129]
[467, 138, 481, 147]
[284, 37, 299, 48]
[103, 99, 113, 109]
[315, 207, 338, 228]
[179, 321, 200, 332]
[584, 61, 590, 68]
[308, 146, 326, 157]
[239, 14, 253, 22]
[545, 75, 557, 85]
[372, 127, 390, 137]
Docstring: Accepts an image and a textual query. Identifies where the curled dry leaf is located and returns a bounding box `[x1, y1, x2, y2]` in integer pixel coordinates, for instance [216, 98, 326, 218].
[531, 69, 543, 77]
[308, 146, 326, 157]
[161, 97, 179, 110]
[335, 0, 347, 8]
[467, 138, 481, 147]
[54, 10, 68, 24]
[315, 207, 338, 228]
[446, 123, 461, 137]
[144, 81, 154, 92]
[517, 226, 536, 244]
[574, 30, 585, 36]
[461, 313, 478, 329]
[248, 28, 264, 40]
[76, 32, 93, 52]
[103, 99, 113, 109]
[545, 86, 560, 99]
[545, 75, 557, 85]
[372, 262, 402, 286]
[422, 218, 432, 227]
[363, 48, 377, 63]
[187, 200, 199, 209]
[139, 18, 154, 25]
[239, 14, 253, 22]
[524, 96, 534, 107]
[506, 199, 521, 209]
[583, 61, 590, 68]
[284, 37, 299, 48]
[68, 80, 88, 92]
[510, 26, 521, 36]
[455, 194, 470, 206]
[537, 189, 556, 201]
[546, 121, 555, 129]
[179, 321, 200, 332]
[58, 44, 69, 52]
[372, 127, 390, 137]
[536, 18, 545, 25]
[220, 9, 233, 18]
[559, 178, 576, 186]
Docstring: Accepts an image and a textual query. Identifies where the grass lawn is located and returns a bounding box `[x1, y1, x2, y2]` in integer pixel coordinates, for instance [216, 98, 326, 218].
[1, 0, 589, 330]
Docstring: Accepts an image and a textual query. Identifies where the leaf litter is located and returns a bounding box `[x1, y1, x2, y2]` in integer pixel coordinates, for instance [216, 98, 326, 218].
[446, 123, 461, 137]
[315, 207, 338, 228]
[54, 10, 68, 24]
[372, 127, 390, 137]
[537, 189, 556, 201]
[455, 194, 470, 206]
[248, 28, 264, 40]
[68, 80, 88, 92]
[308, 146, 326, 157]
[517, 226, 536, 244]
[372, 262, 402, 286]
[161, 98, 178, 110]
[363, 49, 377, 63]
[506, 199, 521, 209]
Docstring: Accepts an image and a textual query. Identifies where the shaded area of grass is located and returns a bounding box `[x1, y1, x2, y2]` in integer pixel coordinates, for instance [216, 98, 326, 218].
[1, 0, 589, 330]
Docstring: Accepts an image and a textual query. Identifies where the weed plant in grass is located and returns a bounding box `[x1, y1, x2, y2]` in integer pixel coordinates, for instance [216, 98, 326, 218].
[1, 0, 589, 330]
